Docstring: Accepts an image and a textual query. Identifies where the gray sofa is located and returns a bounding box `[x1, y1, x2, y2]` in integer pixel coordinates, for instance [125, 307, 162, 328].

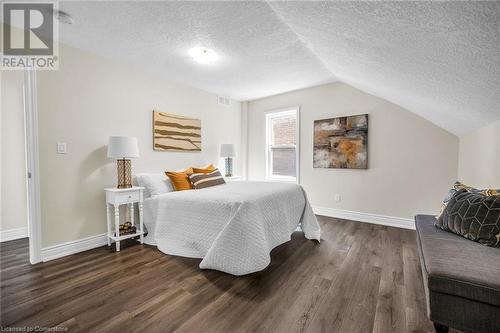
[415, 215, 500, 333]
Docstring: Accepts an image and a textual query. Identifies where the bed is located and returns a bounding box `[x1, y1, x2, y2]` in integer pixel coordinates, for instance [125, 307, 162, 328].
[139, 178, 321, 276]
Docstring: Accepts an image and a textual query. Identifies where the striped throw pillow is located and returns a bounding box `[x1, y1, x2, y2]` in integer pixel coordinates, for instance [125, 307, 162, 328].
[189, 169, 226, 189]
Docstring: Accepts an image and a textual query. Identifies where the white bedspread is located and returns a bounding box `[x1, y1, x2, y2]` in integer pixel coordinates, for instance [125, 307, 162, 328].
[143, 181, 320, 275]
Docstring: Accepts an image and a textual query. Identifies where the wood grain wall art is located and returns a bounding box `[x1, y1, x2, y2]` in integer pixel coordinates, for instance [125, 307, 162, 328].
[153, 111, 202, 151]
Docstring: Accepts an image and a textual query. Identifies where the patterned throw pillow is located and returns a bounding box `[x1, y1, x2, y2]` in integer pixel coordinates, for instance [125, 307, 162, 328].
[437, 181, 500, 218]
[189, 169, 226, 189]
[436, 189, 500, 247]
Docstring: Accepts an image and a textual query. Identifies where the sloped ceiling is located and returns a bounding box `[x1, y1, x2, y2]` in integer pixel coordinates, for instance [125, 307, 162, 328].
[268, 1, 500, 135]
[26, 2, 500, 135]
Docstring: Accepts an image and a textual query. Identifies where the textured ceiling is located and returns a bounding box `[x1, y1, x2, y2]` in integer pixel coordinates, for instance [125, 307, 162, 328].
[55, 1, 335, 103]
[15, 1, 500, 135]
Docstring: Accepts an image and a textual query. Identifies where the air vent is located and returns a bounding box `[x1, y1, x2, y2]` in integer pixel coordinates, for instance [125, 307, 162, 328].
[218, 96, 231, 106]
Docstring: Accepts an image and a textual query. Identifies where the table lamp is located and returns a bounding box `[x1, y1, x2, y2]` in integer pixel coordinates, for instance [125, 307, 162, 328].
[107, 136, 139, 188]
[220, 143, 235, 177]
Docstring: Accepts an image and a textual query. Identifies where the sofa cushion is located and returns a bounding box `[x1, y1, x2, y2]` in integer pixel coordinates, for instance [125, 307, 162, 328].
[416, 215, 500, 306]
[436, 189, 500, 246]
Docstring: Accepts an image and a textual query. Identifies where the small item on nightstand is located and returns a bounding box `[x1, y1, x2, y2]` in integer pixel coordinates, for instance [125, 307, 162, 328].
[117, 221, 137, 236]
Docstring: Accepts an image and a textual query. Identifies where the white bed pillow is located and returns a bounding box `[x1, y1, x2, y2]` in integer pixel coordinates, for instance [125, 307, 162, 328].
[135, 173, 174, 198]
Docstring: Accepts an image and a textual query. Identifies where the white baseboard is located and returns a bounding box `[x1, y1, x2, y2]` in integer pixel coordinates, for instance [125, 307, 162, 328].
[42, 233, 108, 262]
[312, 206, 415, 230]
[0, 227, 28, 242]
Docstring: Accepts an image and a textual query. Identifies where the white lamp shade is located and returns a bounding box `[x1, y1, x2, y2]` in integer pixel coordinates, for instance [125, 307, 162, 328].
[107, 136, 139, 159]
[220, 143, 235, 157]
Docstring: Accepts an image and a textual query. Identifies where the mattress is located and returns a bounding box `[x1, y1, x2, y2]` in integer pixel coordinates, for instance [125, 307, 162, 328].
[143, 181, 321, 275]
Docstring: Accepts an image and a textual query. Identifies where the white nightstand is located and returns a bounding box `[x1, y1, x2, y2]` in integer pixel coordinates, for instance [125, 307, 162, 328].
[224, 176, 243, 182]
[104, 186, 145, 252]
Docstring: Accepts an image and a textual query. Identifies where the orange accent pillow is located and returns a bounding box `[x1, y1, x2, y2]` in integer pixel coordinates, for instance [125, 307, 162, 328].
[192, 164, 216, 174]
[165, 168, 194, 191]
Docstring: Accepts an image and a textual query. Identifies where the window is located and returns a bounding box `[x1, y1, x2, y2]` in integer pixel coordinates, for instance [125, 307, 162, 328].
[266, 107, 299, 182]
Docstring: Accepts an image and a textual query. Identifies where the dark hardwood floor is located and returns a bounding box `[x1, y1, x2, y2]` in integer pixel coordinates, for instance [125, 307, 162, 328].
[1, 216, 455, 333]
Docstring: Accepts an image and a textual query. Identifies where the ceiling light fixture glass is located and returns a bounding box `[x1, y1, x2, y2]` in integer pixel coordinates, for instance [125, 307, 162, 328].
[188, 47, 218, 64]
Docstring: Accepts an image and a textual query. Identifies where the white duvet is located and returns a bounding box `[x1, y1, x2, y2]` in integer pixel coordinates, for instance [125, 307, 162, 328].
[143, 181, 321, 275]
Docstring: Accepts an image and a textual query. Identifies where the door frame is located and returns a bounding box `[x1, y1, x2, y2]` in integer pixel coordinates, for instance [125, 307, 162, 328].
[24, 68, 42, 264]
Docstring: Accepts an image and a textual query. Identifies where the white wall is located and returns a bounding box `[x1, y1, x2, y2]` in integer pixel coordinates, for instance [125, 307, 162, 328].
[247, 83, 459, 219]
[1, 70, 29, 236]
[240, 101, 249, 179]
[37, 43, 242, 247]
[458, 119, 500, 188]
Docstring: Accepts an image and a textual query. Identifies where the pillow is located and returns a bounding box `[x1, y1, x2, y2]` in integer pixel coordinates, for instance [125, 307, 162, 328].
[192, 164, 216, 174]
[135, 173, 174, 198]
[436, 189, 500, 246]
[165, 167, 194, 191]
[189, 169, 225, 189]
[437, 181, 500, 218]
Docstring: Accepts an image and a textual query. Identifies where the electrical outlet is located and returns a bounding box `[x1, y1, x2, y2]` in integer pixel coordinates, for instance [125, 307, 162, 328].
[334, 194, 341, 202]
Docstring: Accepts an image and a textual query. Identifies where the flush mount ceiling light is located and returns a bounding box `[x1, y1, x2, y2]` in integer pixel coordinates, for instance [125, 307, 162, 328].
[188, 47, 218, 64]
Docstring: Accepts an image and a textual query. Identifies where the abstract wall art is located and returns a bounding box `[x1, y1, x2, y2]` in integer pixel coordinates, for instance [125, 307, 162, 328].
[153, 111, 201, 151]
[313, 114, 368, 169]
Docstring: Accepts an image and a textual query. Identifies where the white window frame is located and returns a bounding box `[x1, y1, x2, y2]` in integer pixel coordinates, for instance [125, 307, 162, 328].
[265, 106, 300, 183]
